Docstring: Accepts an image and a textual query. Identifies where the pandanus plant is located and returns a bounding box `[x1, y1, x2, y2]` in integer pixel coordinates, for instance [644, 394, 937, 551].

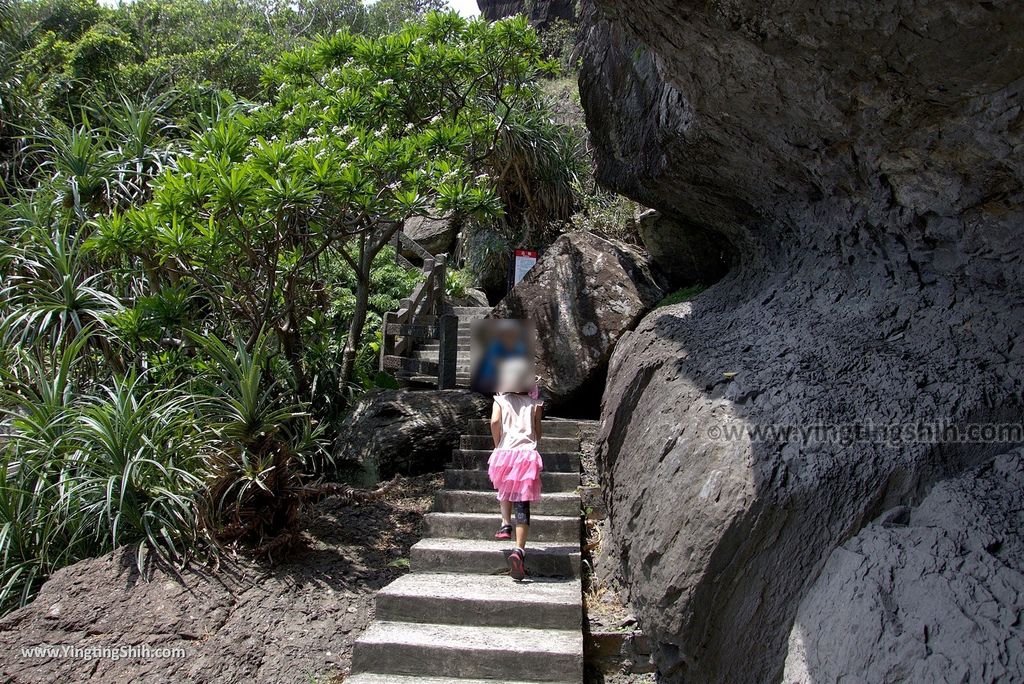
[188, 329, 327, 557]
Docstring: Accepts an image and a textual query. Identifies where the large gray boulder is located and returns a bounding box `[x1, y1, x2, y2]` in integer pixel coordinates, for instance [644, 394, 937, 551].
[401, 213, 458, 257]
[581, 0, 1024, 681]
[493, 231, 667, 410]
[335, 389, 489, 480]
[784, 451, 1024, 682]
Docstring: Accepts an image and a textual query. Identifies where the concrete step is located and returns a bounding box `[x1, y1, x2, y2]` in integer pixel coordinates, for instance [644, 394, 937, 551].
[467, 419, 579, 438]
[346, 675, 575, 684]
[450, 449, 581, 473]
[424, 512, 579, 543]
[444, 469, 580, 493]
[352, 621, 582, 681]
[460, 434, 580, 452]
[409, 348, 469, 358]
[399, 374, 439, 386]
[435, 490, 581, 516]
[411, 538, 581, 577]
[451, 306, 493, 315]
[410, 352, 472, 371]
[374, 573, 582, 629]
[400, 374, 472, 386]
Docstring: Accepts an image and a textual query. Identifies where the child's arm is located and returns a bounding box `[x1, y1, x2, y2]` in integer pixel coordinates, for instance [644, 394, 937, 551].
[533, 402, 543, 442]
[490, 401, 502, 448]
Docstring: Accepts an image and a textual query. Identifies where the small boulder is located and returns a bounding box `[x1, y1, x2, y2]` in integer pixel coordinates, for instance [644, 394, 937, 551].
[637, 209, 731, 285]
[334, 389, 489, 480]
[401, 213, 458, 257]
[493, 231, 667, 409]
[449, 287, 490, 308]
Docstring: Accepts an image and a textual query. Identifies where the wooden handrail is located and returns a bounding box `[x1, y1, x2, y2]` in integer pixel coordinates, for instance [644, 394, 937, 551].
[380, 226, 450, 384]
[397, 230, 434, 263]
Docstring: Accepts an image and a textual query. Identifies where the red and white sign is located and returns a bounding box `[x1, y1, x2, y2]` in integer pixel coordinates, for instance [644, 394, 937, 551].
[512, 249, 538, 286]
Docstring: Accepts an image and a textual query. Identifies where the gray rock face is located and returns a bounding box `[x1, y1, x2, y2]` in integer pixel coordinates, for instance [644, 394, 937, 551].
[335, 389, 489, 480]
[784, 451, 1024, 683]
[637, 209, 730, 285]
[402, 213, 458, 257]
[581, 0, 1024, 681]
[477, 0, 576, 26]
[494, 231, 667, 411]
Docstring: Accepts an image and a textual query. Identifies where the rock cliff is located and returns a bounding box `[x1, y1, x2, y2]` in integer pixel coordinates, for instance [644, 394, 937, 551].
[580, 0, 1024, 681]
[783, 450, 1024, 682]
[476, 0, 576, 26]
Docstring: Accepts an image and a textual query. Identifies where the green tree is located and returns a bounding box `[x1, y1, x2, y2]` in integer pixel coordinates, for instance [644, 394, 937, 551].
[97, 12, 552, 390]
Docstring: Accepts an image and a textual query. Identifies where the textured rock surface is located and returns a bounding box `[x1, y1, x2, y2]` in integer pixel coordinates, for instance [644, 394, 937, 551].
[637, 209, 730, 285]
[784, 451, 1024, 683]
[448, 287, 490, 308]
[494, 231, 667, 411]
[401, 213, 458, 257]
[477, 0, 576, 26]
[582, 0, 1024, 681]
[0, 477, 440, 683]
[335, 389, 489, 479]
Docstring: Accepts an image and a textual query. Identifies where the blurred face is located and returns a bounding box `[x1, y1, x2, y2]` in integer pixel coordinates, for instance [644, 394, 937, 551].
[469, 319, 537, 394]
[498, 327, 520, 348]
[496, 357, 533, 393]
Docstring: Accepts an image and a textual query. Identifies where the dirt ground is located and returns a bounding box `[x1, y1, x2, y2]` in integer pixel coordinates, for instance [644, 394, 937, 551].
[0, 475, 442, 684]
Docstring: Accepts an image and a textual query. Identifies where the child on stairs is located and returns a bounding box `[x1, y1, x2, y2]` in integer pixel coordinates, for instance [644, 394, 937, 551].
[487, 360, 543, 582]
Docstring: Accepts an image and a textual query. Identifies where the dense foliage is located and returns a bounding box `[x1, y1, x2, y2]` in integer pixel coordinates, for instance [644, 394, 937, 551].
[0, 1, 574, 614]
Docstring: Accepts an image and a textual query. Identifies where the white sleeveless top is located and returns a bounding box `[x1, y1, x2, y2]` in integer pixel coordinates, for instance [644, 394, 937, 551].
[494, 393, 542, 451]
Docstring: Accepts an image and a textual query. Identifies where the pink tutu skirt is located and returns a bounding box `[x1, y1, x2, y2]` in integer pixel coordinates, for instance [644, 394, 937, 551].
[487, 449, 543, 502]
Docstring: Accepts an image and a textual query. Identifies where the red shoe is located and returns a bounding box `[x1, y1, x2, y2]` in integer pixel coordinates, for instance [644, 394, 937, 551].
[508, 548, 527, 581]
[494, 524, 513, 540]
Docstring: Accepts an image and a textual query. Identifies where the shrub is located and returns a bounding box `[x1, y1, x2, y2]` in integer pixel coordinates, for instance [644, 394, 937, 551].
[0, 336, 212, 612]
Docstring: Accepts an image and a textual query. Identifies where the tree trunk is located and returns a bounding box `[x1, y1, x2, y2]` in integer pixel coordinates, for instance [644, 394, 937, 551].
[338, 222, 399, 391]
[278, 276, 309, 394]
[338, 275, 370, 390]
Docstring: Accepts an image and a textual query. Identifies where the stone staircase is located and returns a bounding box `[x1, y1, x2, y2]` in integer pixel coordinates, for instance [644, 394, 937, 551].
[400, 306, 491, 388]
[348, 418, 585, 683]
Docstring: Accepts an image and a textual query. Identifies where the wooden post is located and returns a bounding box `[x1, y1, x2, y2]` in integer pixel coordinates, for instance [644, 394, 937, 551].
[437, 313, 458, 390]
[381, 311, 395, 371]
[419, 257, 435, 316]
[435, 254, 447, 315]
